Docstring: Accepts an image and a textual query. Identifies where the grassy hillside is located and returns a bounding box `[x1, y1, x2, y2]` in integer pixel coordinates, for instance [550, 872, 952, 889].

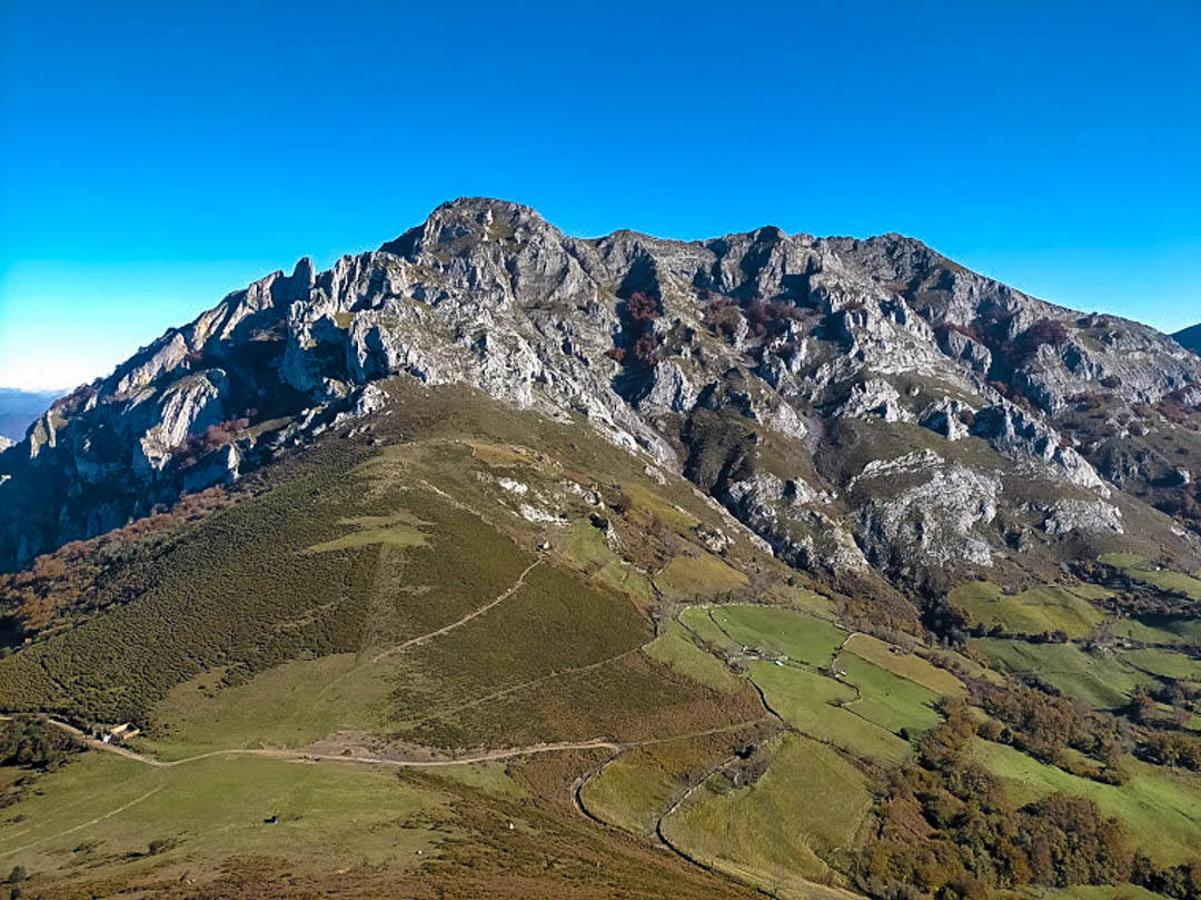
[0, 382, 797, 895]
[5, 380, 1201, 897]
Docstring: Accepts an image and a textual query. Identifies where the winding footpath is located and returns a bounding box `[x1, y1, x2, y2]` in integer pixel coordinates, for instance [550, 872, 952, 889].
[313, 556, 543, 700]
[11, 713, 765, 775]
[368, 557, 542, 665]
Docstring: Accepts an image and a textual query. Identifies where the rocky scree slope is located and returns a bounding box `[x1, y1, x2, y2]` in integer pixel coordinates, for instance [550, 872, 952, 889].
[2, 198, 1200, 583]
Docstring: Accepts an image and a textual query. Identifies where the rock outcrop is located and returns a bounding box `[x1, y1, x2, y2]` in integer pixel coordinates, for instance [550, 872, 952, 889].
[1041, 498, 1124, 536]
[855, 454, 1001, 570]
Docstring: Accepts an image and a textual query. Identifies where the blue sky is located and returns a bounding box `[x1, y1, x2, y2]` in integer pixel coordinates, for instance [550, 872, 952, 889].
[1, 1, 1198, 391]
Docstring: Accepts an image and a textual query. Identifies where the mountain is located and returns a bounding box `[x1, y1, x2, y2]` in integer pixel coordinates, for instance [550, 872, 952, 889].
[1177, 323, 1201, 354]
[0, 387, 60, 443]
[2, 198, 1201, 897]
[2, 198, 1199, 580]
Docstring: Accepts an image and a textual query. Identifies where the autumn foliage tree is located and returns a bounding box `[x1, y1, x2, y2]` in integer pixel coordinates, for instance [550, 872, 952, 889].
[1013, 318, 1071, 363]
[704, 298, 743, 341]
[607, 291, 662, 370]
[973, 680, 1126, 782]
[857, 700, 1133, 897]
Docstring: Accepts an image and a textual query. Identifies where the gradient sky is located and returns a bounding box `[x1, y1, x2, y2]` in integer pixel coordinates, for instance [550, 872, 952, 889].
[2, 1, 1198, 392]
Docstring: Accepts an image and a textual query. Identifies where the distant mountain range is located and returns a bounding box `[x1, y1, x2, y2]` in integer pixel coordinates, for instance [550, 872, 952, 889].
[1176, 323, 1201, 354]
[0, 387, 60, 443]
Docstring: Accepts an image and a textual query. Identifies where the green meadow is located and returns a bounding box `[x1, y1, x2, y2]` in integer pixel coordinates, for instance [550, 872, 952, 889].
[708, 605, 845, 666]
[661, 733, 870, 896]
[972, 638, 1152, 709]
[949, 581, 1107, 639]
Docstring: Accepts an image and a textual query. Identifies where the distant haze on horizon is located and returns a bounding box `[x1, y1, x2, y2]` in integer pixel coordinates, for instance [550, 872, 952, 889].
[2, 0, 1198, 392]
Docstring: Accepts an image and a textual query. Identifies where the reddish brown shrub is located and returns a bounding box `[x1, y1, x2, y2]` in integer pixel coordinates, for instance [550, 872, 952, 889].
[625, 291, 660, 323]
[1017, 318, 1070, 357]
[705, 299, 744, 340]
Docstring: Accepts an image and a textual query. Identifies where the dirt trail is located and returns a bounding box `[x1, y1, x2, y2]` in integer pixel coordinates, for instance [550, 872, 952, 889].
[250, 739, 622, 768]
[0, 784, 165, 859]
[406, 646, 643, 729]
[27, 714, 768, 774]
[312, 556, 543, 700]
[368, 557, 542, 664]
[22, 715, 616, 770]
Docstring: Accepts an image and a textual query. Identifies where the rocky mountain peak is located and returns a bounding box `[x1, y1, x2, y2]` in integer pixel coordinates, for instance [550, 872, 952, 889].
[380, 196, 556, 259]
[2, 199, 1199, 584]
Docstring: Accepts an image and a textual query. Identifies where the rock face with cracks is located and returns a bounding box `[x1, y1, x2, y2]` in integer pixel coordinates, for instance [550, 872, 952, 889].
[2, 198, 1199, 585]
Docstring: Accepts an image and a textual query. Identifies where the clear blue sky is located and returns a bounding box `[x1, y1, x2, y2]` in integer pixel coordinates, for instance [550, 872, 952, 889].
[2, 1, 1198, 391]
